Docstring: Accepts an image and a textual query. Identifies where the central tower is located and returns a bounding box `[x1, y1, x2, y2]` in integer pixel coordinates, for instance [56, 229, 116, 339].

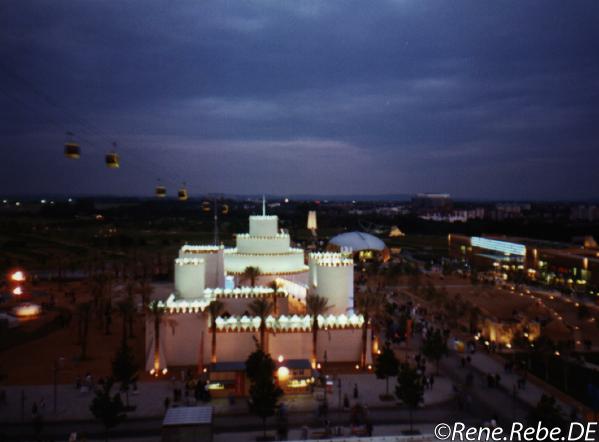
[223, 200, 308, 282]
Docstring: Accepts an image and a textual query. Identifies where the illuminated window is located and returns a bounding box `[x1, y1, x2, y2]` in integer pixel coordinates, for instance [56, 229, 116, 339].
[470, 237, 526, 256]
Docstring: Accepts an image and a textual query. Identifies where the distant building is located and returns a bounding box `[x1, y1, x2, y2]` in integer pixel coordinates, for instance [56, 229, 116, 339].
[449, 234, 599, 287]
[571, 205, 599, 222]
[419, 208, 485, 223]
[411, 193, 452, 211]
[328, 231, 389, 262]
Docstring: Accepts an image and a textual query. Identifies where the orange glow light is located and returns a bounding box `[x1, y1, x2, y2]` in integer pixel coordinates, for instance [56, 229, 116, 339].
[13, 286, 23, 296]
[11, 270, 25, 282]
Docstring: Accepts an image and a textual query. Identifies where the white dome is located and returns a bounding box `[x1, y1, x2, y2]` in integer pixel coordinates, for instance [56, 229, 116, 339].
[329, 231, 386, 252]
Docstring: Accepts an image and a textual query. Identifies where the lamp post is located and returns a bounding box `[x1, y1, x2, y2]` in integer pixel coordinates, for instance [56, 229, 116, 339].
[53, 356, 64, 414]
[337, 377, 342, 409]
[323, 350, 328, 417]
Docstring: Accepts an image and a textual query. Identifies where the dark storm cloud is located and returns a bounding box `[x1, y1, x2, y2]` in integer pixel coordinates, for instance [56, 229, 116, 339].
[1, 0, 598, 198]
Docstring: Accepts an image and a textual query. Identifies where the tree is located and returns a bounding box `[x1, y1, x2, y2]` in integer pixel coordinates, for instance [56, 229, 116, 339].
[395, 363, 424, 434]
[88, 273, 114, 330]
[467, 305, 481, 334]
[116, 297, 135, 345]
[305, 292, 331, 368]
[121, 278, 138, 338]
[528, 395, 565, 430]
[374, 343, 399, 398]
[77, 301, 93, 360]
[249, 298, 272, 352]
[246, 343, 276, 381]
[90, 378, 126, 442]
[577, 304, 590, 320]
[111, 343, 139, 407]
[421, 328, 447, 374]
[354, 289, 382, 368]
[147, 300, 164, 373]
[137, 278, 154, 310]
[533, 336, 556, 382]
[268, 280, 279, 315]
[207, 300, 225, 363]
[246, 348, 283, 439]
[242, 266, 261, 287]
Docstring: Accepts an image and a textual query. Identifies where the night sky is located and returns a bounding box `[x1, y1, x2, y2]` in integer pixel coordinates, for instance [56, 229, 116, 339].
[1, 1, 598, 199]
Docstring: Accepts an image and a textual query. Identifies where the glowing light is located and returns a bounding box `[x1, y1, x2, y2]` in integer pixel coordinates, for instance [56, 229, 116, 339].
[277, 366, 290, 381]
[11, 271, 25, 282]
[471, 237, 526, 256]
[316, 363, 321, 370]
[203, 367, 208, 373]
[13, 286, 23, 296]
[367, 364, 372, 370]
[355, 364, 360, 370]
[162, 368, 168, 375]
[12, 303, 41, 317]
[278, 355, 284, 363]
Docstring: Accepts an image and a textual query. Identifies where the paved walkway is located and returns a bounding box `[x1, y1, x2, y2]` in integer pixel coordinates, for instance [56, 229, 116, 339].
[18, 424, 438, 442]
[466, 351, 584, 417]
[0, 373, 453, 423]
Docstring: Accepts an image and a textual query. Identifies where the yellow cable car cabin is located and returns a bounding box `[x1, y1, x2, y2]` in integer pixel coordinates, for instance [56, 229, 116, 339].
[202, 201, 211, 212]
[64, 132, 80, 159]
[64, 142, 80, 159]
[155, 185, 167, 198]
[178, 187, 188, 201]
[105, 142, 120, 168]
[105, 152, 120, 168]
[221, 204, 229, 215]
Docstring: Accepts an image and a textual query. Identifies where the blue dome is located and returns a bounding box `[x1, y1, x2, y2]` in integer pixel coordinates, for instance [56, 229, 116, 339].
[329, 231, 386, 252]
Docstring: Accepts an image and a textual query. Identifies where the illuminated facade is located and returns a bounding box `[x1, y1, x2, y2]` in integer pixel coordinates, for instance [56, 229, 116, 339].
[449, 234, 599, 288]
[145, 209, 370, 382]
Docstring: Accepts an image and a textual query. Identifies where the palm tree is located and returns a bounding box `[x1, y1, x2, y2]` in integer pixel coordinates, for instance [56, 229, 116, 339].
[137, 278, 154, 309]
[116, 297, 135, 345]
[249, 298, 272, 352]
[467, 304, 481, 334]
[268, 280, 279, 315]
[88, 273, 114, 331]
[242, 266, 261, 287]
[147, 300, 165, 373]
[121, 278, 138, 338]
[77, 301, 93, 360]
[207, 300, 225, 363]
[354, 288, 382, 368]
[305, 293, 331, 368]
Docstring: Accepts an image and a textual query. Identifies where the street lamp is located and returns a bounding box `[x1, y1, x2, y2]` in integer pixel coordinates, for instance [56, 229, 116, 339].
[322, 351, 328, 417]
[53, 356, 65, 414]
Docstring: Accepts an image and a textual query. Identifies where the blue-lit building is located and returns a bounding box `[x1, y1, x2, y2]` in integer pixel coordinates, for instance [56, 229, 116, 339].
[449, 234, 599, 290]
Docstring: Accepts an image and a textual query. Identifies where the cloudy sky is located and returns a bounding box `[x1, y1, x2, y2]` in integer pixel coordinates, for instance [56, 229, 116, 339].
[1, 1, 598, 199]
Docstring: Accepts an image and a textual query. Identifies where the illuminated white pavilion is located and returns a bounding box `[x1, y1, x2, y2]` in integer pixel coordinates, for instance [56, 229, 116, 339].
[145, 200, 371, 376]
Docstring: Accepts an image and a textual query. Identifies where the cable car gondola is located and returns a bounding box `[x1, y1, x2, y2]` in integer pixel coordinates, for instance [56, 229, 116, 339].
[178, 183, 188, 201]
[221, 203, 229, 215]
[202, 201, 211, 212]
[64, 132, 80, 159]
[105, 142, 120, 168]
[155, 179, 166, 198]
